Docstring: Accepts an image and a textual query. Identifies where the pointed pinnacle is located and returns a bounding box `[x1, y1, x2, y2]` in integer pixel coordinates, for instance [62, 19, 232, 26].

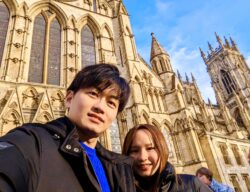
[230, 36, 238, 51]
[191, 73, 195, 82]
[208, 98, 211, 105]
[208, 42, 214, 52]
[224, 36, 230, 47]
[215, 32, 223, 47]
[185, 73, 189, 83]
[199, 47, 206, 61]
[177, 70, 182, 79]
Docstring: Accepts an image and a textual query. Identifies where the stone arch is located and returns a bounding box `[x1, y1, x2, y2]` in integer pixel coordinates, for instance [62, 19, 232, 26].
[100, 23, 114, 61]
[78, 14, 101, 36]
[36, 111, 53, 123]
[1, 109, 21, 135]
[161, 119, 173, 132]
[78, 15, 100, 67]
[27, 1, 67, 27]
[151, 119, 161, 129]
[67, 15, 77, 29]
[140, 110, 149, 124]
[1, 0, 18, 14]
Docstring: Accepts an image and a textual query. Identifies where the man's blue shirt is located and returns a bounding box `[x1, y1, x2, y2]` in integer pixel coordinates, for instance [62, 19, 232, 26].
[80, 142, 111, 192]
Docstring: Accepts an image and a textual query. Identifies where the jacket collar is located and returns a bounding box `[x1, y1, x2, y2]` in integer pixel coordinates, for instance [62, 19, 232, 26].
[45, 116, 133, 164]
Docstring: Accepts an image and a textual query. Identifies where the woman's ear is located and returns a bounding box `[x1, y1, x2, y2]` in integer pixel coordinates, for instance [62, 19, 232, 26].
[65, 90, 74, 108]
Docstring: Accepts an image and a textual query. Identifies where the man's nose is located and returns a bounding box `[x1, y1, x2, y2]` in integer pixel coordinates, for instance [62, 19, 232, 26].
[92, 98, 105, 113]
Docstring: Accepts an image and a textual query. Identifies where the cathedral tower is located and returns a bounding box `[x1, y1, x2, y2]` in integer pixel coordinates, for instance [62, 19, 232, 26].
[200, 33, 250, 134]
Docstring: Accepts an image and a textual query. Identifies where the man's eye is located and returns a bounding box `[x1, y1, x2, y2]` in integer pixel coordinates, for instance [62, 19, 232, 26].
[88, 91, 98, 97]
[108, 100, 118, 108]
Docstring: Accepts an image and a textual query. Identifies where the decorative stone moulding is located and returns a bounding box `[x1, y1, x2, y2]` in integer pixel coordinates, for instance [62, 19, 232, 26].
[16, 29, 24, 34]
[69, 40, 75, 45]
[69, 53, 76, 58]
[64, 67, 76, 72]
[11, 58, 19, 63]
[13, 43, 22, 48]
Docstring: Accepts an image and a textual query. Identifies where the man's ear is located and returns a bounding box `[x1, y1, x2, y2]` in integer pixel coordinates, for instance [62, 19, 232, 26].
[65, 90, 74, 108]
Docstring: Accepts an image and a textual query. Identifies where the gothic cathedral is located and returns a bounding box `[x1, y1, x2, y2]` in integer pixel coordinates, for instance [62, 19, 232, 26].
[0, 0, 250, 191]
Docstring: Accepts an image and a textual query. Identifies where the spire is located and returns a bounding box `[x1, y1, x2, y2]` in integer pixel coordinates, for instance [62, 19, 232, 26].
[215, 32, 223, 48]
[208, 98, 211, 105]
[199, 47, 207, 62]
[177, 70, 182, 80]
[230, 36, 239, 51]
[224, 36, 230, 48]
[150, 32, 168, 61]
[185, 73, 189, 83]
[191, 73, 195, 82]
[208, 41, 214, 53]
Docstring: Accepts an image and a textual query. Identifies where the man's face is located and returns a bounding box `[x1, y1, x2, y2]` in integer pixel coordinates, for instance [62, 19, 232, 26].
[197, 173, 211, 185]
[65, 86, 119, 140]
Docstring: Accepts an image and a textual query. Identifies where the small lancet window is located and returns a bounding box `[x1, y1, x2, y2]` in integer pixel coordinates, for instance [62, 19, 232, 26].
[221, 70, 236, 94]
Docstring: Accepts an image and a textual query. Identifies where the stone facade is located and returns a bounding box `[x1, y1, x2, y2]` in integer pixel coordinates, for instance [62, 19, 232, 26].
[0, 0, 250, 191]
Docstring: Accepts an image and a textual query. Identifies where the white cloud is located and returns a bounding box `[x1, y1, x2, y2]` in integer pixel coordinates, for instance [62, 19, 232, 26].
[155, 0, 172, 14]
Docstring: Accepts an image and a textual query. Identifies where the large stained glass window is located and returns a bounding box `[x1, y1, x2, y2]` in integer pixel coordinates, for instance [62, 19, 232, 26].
[48, 18, 61, 85]
[0, 2, 10, 66]
[81, 25, 96, 68]
[29, 12, 61, 85]
[29, 14, 46, 83]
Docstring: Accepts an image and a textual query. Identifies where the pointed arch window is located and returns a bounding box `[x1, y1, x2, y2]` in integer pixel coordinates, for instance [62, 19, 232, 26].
[81, 25, 96, 68]
[48, 18, 61, 85]
[29, 12, 61, 85]
[221, 70, 236, 94]
[0, 2, 10, 66]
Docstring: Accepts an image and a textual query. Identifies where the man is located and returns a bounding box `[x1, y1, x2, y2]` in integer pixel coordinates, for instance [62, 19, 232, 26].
[196, 167, 234, 192]
[0, 64, 136, 192]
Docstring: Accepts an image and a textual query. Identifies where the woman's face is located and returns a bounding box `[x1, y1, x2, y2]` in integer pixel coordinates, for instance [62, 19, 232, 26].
[129, 129, 160, 177]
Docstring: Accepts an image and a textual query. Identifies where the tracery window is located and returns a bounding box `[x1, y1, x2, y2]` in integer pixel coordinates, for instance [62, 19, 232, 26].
[81, 25, 96, 68]
[29, 12, 61, 85]
[242, 174, 250, 191]
[231, 144, 242, 165]
[218, 143, 231, 165]
[0, 2, 10, 66]
[221, 70, 236, 94]
[230, 175, 242, 192]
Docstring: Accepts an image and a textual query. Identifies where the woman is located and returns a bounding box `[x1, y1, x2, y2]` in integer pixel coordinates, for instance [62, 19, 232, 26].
[122, 124, 212, 192]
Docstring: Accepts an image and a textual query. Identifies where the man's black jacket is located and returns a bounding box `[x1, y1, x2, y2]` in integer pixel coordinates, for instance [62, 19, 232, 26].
[0, 117, 136, 192]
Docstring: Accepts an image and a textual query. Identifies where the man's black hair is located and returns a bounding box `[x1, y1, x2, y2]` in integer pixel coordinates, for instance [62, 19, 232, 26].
[67, 64, 130, 112]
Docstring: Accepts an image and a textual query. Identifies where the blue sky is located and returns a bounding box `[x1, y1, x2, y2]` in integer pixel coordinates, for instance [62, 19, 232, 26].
[123, 0, 250, 104]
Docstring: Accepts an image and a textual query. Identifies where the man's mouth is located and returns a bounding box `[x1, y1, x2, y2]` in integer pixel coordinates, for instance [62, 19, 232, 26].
[88, 113, 104, 123]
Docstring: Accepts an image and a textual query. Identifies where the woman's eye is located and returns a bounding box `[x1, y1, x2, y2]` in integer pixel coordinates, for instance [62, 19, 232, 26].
[147, 147, 155, 151]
